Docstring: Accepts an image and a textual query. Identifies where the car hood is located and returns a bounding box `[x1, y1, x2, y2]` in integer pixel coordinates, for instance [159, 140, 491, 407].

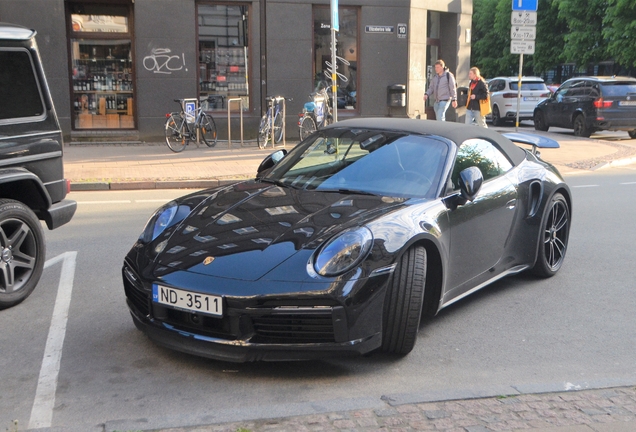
[152, 181, 407, 281]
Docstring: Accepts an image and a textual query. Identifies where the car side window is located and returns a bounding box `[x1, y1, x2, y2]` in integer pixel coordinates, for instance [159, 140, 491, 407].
[490, 80, 502, 92]
[554, 81, 573, 101]
[0, 49, 46, 123]
[449, 139, 513, 191]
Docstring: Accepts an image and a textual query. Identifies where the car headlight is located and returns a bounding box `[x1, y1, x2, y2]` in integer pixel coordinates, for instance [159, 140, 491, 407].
[313, 227, 373, 276]
[139, 201, 181, 243]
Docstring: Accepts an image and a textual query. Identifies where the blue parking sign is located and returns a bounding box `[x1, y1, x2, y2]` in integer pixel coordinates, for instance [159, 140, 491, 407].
[184, 101, 196, 123]
[512, 0, 538, 11]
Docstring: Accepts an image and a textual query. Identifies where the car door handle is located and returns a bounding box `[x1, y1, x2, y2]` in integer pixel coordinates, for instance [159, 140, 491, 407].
[506, 199, 517, 209]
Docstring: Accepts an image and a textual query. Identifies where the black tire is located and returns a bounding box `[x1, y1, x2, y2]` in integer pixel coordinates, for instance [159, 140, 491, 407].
[573, 114, 591, 137]
[534, 110, 549, 131]
[491, 105, 505, 126]
[200, 114, 217, 147]
[532, 193, 570, 278]
[628, 130, 636, 139]
[257, 113, 271, 149]
[165, 114, 189, 152]
[0, 199, 45, 309]
[273, 111, 284, 143]
[381, 246, 427, 355]
[299, 116, 316, 141]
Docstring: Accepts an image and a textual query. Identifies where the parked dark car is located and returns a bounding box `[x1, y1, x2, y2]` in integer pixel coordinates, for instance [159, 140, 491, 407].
[533, 76, 636, 138]
[0, 23, 76, 309]
[123, 118, 571, 362]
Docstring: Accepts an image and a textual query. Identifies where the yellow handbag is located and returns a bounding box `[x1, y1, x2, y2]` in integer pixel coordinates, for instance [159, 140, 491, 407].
[480, 94, 492, 116]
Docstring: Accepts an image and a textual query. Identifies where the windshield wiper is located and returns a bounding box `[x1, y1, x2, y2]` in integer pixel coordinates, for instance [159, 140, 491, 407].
[320, 188, 378, 196]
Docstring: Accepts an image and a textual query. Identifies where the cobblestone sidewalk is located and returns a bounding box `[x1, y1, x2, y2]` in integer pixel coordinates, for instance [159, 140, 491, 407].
[155, 386, 636, 432]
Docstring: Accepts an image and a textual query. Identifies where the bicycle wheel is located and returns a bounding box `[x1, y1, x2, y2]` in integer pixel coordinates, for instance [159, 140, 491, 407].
[200, 114, 217, 147]
[165, 114, 189, 152]
[273, 111, 284, 143]
[257, 113, 271, 149]
[299, 115, 316, 141]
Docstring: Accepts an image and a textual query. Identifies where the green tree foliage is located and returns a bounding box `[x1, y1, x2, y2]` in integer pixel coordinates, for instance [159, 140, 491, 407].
[603, 0, 636, 68]
[533, 0, 568, 74]
[472, 0, 517, 78]
[557, 0, 607, 66]
[472, 0, 636, 76]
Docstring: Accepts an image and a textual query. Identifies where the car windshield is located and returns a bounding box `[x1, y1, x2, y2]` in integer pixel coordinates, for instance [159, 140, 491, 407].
[263, 128, 450, 198]
[600, 82, 636, 97]
[510, 81, 547, 91]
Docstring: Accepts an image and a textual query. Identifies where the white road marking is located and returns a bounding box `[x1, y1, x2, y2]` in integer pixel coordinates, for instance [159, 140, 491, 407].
[29, 251, 77, 429]
[572, 185, 599, 188]
[620, 182, 636, 185]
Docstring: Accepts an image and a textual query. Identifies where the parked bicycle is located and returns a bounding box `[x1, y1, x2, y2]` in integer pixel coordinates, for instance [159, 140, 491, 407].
[257, 96, 292, 149]
[165, 97, 217, 152]
[298, 88, 332, 141]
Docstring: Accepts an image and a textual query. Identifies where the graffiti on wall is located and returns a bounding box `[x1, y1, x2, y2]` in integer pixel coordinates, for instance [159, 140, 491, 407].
[143, 48, 187, 74]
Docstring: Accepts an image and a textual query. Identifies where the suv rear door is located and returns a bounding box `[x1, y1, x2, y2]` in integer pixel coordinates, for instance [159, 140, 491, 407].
[598, 81, 636, 130]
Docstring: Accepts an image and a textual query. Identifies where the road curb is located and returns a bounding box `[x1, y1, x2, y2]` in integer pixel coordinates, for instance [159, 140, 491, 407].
[592, 155, 636, 171]
[70, 178, 250, 191]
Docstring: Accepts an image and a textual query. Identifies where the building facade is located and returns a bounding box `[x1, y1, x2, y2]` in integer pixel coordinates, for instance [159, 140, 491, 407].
[0, 0, 473, 143]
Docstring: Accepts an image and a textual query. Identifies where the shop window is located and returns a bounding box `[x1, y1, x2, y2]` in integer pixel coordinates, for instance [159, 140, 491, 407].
[313, 6, 358, 110]
[67, 3, 135, 130]
[197, 4, 250, 111]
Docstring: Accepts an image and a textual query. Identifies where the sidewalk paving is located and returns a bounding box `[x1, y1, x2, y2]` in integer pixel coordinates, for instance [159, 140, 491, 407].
[64, 128, 636, 432]
[63, 129, 636, 191]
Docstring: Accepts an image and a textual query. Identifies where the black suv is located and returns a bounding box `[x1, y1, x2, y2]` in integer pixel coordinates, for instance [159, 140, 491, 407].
[0, 23, 76, 308]
[533, 76, 636, 138]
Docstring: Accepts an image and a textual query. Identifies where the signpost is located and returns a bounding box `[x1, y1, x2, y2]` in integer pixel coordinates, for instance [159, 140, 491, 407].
[510, 0, 538, 130]
[331, 0, 338, 122]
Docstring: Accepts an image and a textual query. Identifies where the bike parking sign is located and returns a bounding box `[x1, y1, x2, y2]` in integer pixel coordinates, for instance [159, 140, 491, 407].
[184, 99, 196, 123]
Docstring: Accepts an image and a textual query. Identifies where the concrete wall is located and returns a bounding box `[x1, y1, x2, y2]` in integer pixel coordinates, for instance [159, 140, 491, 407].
[134, 0, 197, 140]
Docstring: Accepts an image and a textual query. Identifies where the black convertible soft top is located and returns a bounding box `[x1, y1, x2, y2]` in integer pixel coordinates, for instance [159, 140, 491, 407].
[327, 118, 527, 166]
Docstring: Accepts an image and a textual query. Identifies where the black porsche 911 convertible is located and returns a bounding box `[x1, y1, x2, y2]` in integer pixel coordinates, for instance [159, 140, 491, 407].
[122, 118, 571, 362]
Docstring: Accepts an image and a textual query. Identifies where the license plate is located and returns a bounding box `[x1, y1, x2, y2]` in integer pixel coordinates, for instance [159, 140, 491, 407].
[153, 284, 223, 317]
[619, 101, 636, 106]
[524, 97, 538, 101]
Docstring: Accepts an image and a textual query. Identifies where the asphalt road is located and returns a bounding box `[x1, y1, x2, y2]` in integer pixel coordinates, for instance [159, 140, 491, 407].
[2, 165, 636, 432]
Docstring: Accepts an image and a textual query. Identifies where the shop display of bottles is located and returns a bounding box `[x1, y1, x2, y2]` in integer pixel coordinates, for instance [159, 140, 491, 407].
[73, 94, 130, 112]
[73, 75, 133, 92]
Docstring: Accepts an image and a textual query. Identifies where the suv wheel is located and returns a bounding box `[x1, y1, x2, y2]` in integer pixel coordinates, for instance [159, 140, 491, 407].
[491, 106, 505, 127]
[534, 110, 549, 131]
[573, 114, 592, 138]
[0, 199, 45, 309]
[628, 130, 636, 139]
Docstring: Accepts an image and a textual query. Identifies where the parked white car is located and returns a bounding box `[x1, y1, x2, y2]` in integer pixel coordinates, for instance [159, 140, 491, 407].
[487, 77, 550, 126]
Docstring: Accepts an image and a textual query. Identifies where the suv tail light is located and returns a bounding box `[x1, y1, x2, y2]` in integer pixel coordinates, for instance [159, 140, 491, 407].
[593, 98, 612, 108]
[539, 93, 550, 98]
[502, 93, 517, 98]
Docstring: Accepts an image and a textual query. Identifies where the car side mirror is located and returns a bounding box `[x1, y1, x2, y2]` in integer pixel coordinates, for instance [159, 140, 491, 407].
[256, 149, 287, 177]
[458, 166, 483, 202]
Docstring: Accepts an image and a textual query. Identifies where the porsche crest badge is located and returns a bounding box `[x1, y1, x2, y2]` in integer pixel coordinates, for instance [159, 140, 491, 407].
[203, 256, 215, 265]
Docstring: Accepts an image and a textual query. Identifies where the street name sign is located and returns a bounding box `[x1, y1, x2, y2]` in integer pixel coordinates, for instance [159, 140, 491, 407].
[511, 26, 536, 40]
[511, 11, 537, 25]
[365, 25, 394, 34]
[512, 0, 538, 11]
[511, 40, 535, 54]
